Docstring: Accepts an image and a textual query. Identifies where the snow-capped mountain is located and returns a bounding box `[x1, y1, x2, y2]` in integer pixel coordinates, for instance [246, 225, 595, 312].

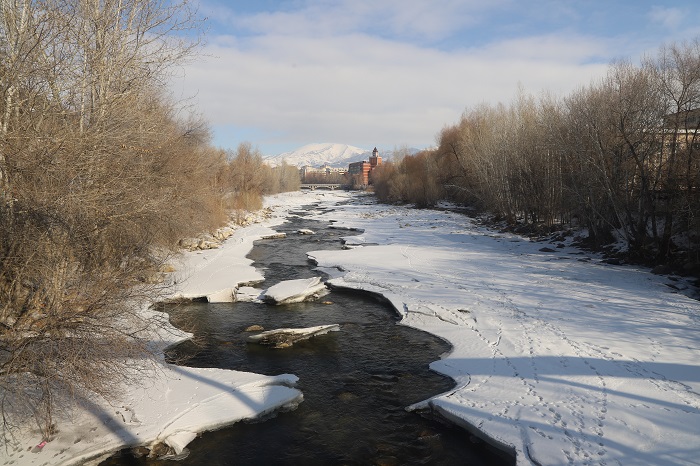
[264, 143, 371, 168]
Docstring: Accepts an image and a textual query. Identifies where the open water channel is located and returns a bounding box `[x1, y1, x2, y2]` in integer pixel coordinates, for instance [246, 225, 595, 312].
[104, 201, 513, 465]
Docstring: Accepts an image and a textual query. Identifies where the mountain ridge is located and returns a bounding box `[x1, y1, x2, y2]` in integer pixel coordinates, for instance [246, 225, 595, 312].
[263, 143, 372, 168]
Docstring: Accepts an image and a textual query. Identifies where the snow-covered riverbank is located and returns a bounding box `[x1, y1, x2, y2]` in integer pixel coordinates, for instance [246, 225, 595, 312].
[306, 193, 700, 466]
[0, 192, 332, 466]
[3, 190, 698, 465]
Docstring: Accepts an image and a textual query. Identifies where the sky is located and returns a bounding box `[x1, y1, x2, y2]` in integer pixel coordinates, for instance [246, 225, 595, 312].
[170, 1, 700, 156]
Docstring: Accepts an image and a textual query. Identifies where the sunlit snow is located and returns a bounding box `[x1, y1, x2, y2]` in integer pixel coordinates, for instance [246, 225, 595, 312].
[306, 192, 700, 466]
[261, 277, 328, 304]
[2, 190, 698, 466]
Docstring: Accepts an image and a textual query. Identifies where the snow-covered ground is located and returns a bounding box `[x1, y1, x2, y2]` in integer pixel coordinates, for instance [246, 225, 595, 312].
[3, 190, 698, 465]
[0, 310, 302, 466]
[305, 192, 700, 466]
[261, 276, 328, 304]
[0, 192, 330, 466]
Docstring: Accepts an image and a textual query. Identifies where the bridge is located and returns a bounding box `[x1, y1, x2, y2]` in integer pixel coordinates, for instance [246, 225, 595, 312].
[300, 183, 343, 190]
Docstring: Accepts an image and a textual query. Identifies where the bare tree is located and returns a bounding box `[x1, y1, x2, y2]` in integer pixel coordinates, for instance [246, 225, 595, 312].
[372, 37, 700, 266]
[646, 40, 700, 259]
[0, 0, 224, 440]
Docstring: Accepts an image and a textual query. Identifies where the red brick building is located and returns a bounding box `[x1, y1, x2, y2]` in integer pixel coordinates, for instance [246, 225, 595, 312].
[348, 147, 382, 187]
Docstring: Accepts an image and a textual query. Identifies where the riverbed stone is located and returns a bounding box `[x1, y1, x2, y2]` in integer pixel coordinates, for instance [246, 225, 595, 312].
[178, 238, 199, 250]
[337, 391, 358, 402]
[247, 324, 340, 349]
[261, 232, 286, 240]
[160, 263, 177, 273]
[148, 442, 169, 458]
[131, 446, 150, 457]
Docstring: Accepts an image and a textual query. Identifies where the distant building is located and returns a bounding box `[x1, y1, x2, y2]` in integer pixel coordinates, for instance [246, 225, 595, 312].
[369, 147, 382, 168]
[348, 147, 382, 187]
[663, 108, 700, 129]
[301, 163, 347, 182]
[657, 108, 700, 193]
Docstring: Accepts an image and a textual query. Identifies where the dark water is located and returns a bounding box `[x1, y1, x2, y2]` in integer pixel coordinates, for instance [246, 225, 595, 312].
[103, 203, 513, 465]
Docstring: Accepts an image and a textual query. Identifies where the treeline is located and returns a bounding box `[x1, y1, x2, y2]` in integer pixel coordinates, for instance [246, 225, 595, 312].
[375, 39, 700, 268]
[224, 142, 300, 215]
[302, 171, 347, 185]
[0, 0, 296, 437]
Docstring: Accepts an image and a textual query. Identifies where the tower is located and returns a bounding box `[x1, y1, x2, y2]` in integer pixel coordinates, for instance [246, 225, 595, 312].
[369, 147, 382, 168]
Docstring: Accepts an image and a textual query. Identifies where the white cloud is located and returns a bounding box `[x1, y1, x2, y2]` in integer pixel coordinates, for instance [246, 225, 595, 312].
[175, 30, 610, 153]
[178, 1, 697, 154]
[472, 34, 609, 63]
[648, 6, 685, 30]
[202, 0, 504, 43]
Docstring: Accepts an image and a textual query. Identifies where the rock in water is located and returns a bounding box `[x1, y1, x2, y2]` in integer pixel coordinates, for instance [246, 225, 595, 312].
[261, 232, 286, 240]
[246, 324, 340, 349]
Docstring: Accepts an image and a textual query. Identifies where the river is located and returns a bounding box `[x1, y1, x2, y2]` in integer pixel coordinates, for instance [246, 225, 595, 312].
[103, 199, 513, 465]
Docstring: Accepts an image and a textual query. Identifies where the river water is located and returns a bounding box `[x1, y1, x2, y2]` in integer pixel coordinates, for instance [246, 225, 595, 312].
[104, 201, 513, 465]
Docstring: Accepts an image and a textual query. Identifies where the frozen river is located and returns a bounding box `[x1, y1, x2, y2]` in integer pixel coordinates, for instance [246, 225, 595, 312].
[105, 209, 511, 464]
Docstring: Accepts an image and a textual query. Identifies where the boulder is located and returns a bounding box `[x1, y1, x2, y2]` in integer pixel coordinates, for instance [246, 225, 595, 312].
[261, 232, 287, 240]
[246, 324, 340, 349]
[178, 238, 199, 250]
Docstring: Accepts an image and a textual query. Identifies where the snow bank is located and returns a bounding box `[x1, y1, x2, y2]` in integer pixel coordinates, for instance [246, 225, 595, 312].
[167, 191, 341, 303]
[7, 189, 696, 466]
[0, 327, 302, 466]
[166, 223, 273, 302]
[235, 286, 264, 302]
[307, 197, 700, 466]
[0, 191, 348, 466]
[261, 277, 328, 304]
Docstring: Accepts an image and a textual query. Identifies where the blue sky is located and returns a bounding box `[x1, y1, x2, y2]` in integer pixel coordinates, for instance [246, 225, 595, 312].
[171, 1, 700, 155]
